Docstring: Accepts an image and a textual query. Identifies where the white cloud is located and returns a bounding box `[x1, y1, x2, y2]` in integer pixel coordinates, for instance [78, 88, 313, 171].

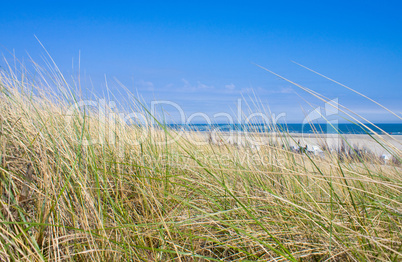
[136, 80, 154, 91]
[266, 87, 295, 94]
[279, 87, 294, 94]
[181, 78, 191, 89]
[181, 78, 214, 91]
[197, 81, 213, 89]
[225, 83, 235, 90]
[240, 87, 254, 93]
[165, 83, 174, 89]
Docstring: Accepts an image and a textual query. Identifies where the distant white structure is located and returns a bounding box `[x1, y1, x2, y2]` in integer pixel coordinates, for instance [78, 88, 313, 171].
[290, 145, 300, 152]
[380, 154, 391, 164]
[289, 143, 324, 156]
[306, 145, 324, 156]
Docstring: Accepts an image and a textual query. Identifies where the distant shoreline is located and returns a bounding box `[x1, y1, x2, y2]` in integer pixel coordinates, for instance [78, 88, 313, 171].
[166, 123, 402, 136]
[182, 129, 402, 156]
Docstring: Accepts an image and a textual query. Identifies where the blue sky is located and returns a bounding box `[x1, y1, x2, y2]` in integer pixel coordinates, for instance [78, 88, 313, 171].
[1, 1, 401, 123]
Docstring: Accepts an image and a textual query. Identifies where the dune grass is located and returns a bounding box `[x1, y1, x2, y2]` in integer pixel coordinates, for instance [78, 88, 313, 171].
[0, 59, 401, 261]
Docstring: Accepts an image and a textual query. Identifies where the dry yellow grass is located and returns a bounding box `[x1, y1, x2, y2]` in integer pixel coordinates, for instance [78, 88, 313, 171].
[0, 60, 401, 261]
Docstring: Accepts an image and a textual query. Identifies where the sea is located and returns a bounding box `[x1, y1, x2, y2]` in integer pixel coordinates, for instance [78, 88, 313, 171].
[167, 123, 402, 135]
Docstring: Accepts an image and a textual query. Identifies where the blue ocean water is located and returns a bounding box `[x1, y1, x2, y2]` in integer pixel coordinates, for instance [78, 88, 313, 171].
[167, 123, 402, 135]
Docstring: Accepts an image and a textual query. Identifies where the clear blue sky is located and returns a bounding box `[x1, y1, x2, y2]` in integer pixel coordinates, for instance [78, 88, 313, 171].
[1, 1, 401, 123]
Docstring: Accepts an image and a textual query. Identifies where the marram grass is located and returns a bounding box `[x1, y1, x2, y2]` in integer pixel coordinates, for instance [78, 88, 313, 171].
[0, 62, 401, 261]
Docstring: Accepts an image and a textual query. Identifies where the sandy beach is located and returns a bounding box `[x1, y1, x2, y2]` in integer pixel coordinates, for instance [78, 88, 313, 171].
[283, 133, 402, 156]
[198, 130, 402, 156]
